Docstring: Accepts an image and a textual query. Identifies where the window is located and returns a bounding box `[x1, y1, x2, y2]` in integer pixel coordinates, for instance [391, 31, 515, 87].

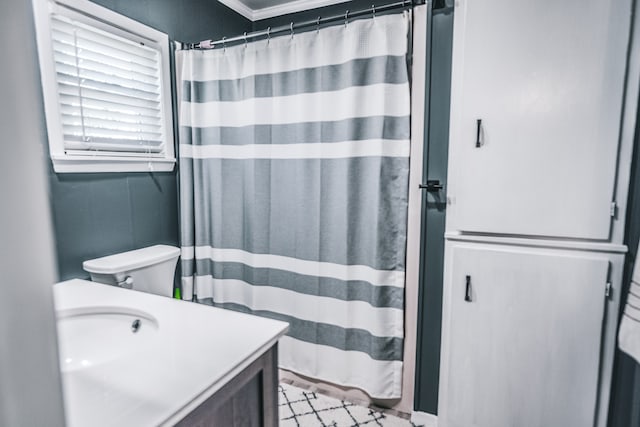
[33, 0, 175, 173]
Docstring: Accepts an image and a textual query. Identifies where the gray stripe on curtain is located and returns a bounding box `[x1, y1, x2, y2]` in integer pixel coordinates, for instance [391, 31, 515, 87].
[183, 55, 408, 102]
[179, 116, 410, 146]
[180, 157, 409, 271]
[199, 299, 403, 361]
[181, 260, 404, 309]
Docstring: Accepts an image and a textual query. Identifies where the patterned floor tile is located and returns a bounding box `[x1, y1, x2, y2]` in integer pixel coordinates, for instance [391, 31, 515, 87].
[278, 383, 421, 427]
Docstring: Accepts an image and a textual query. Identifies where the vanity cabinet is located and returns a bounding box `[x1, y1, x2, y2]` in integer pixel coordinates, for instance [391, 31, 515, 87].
[176, 345, 279, 427]
[447, 0, 630, 239]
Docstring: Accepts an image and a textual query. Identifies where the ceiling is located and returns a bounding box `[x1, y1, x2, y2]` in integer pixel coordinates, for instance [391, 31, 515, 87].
[217, 0, 350, 21]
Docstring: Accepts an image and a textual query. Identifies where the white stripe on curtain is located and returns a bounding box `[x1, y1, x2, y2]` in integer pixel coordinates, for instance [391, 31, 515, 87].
[278, 336, 404, 396]
[178, 12, 411, 399]
[179, 139, 410, 159]
[181, 84, 409, 128]
[181, 246, 405, 287]
[181, 19, 409, 81]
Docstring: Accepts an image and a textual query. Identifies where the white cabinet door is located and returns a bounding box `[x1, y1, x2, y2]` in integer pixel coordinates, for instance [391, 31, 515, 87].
[449, 0, 630, 239]
[440, 244, 608, 427]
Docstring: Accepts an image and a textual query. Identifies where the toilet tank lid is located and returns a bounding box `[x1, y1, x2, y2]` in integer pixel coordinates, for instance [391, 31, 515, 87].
[82, 245, 180, 275]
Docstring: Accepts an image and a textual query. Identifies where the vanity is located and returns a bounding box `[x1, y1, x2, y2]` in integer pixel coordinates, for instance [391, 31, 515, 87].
[54, 279, 288, 426]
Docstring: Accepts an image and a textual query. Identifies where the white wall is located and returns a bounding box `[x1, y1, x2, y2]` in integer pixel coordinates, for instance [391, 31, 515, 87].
[0, 0, 66, 425]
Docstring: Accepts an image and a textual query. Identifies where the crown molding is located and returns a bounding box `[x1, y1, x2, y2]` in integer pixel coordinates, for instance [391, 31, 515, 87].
[252, 0, 350, 21]
[217, 0, 255, 20]
[217, 0, 350, 21]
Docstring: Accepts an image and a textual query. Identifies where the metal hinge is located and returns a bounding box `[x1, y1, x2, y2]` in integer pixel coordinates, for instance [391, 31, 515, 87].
[611, 202, 617, 217]
[605, 282, 612, 299]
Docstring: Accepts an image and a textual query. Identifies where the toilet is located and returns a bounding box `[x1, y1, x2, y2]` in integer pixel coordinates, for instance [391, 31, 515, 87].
[82, 245, 180, 297]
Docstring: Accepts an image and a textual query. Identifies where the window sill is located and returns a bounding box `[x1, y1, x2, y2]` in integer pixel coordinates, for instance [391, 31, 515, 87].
[51, 156, 176, 173]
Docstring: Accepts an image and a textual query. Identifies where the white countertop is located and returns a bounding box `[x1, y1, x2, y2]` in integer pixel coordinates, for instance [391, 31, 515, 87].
[54, 279, 289, 426]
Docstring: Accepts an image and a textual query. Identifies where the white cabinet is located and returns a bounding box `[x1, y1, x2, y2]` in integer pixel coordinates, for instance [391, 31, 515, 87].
[438, 0, 635, 425]
[448, 0, 631, 239]
[440, 244, 608, 427]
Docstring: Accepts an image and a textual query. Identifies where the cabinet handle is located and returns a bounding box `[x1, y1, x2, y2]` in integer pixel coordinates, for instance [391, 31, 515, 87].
[465, 275, 472, 302]
[476, 119, 482, 148]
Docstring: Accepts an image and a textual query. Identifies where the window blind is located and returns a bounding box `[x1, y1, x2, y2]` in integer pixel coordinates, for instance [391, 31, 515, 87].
[50, 14, 166, 156]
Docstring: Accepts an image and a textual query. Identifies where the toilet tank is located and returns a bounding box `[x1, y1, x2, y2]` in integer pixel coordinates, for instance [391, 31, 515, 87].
[82, 245, 180, 297]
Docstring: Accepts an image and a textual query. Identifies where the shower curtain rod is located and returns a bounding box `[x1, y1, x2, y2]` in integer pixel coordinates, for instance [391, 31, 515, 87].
[181, 0, 425, 50]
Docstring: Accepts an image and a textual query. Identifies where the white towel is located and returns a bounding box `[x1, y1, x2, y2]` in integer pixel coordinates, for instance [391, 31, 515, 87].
[618, 250, 640, 364]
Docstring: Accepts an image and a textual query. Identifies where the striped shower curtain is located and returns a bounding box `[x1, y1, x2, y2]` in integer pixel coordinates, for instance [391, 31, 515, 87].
[177, 12, 410, 399]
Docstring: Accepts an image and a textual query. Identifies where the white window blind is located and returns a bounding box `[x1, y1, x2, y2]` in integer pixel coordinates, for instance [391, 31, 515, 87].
[33, 0, 175, 173]
[50, 14, 166, 157]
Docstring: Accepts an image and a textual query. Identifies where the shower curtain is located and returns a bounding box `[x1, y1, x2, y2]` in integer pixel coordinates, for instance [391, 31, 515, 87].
[177, 12, 411, 399]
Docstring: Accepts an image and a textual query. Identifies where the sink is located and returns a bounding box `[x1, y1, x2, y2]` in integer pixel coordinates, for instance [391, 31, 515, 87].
[56, 307, 159, 372]
[53, 279, 290, 426]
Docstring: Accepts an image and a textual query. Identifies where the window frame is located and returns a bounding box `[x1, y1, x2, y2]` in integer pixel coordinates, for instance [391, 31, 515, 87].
[33, 0, 176, 173]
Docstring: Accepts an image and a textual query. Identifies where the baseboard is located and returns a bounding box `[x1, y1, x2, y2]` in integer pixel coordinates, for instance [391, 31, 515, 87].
[411, 411, 438, 427]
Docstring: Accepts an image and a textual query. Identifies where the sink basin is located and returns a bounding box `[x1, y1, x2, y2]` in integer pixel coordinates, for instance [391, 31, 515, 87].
[56, 307, 158, 372]
[54, 279, 289, 426]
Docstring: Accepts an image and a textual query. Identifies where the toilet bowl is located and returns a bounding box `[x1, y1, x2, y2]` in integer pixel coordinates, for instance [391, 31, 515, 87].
[82, 245, 180, 297]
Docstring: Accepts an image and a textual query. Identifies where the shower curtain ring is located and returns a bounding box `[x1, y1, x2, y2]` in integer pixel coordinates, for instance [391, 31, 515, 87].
[344, 10, 349, 27]
[243, 32, 248, 48]
[222, 36, 227, 52]
[290, 22, 294, 39]
[372, 4, 376, 19]
[267, 27, 271, 45]
[316, 16, 321, 33]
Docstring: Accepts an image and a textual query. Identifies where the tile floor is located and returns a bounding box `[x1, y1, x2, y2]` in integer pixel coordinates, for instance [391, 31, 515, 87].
[278, 383, 421, 427]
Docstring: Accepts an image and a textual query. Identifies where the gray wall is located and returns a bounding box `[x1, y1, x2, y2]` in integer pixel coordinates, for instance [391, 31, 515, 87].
[50, 0, 252, 281]
[0, 0, 66, 424]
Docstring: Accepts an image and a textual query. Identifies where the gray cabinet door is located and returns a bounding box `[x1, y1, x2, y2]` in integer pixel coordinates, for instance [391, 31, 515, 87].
[441, 244, 608, 427]
[449, 0, 630, 239]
